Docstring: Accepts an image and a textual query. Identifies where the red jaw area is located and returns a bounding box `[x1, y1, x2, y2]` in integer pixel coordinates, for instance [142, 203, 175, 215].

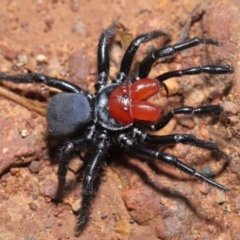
[108, 78, 163, 125]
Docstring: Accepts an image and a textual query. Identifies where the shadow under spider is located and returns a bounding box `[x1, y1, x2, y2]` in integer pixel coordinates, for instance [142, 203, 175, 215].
[111, 151, 229, 231]
[47, 141, 229, 232]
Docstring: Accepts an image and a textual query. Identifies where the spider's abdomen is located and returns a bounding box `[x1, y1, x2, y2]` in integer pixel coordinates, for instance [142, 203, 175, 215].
[108, 78, 163, 125]
[47, 93, 91, 138]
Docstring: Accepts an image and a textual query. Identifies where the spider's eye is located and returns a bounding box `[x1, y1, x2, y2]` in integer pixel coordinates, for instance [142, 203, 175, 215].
[47, 93, 91, 138]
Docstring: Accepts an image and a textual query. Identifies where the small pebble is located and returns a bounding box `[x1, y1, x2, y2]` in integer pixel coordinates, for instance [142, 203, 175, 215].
[129, 218, 135, 224]
[71, 199, 81, 212]
[101, 213, 108, 219]
[215, 191, 226, 204]
[2, 148, 9, 154]
[20, 129, 29, 138]
[199, 166, 215, 178]
[26, 234, 36, 240]
[29, 161, 42, 173]
[72, 17, 86, 37]
[29, 202, 37, 211]
[45, 220, 53, 229]
[42, 179, 57, 199]
[17, 53, 28, 66]
[10, 167, 20, 176]
[54, 209, 62, 217]
[70, 0, 80, 12]
[3, 48, 18, 61]
[35, 54, 48, 63]
[57, 221, 62, 226]
[199, 182, 210, 195]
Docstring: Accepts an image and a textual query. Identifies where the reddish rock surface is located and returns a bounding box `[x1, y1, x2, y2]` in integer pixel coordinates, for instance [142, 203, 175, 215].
[0, 0, 239, 239]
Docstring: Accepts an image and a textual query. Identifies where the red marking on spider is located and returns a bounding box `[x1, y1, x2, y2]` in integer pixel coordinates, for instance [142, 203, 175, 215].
[109, 78, 163, 125]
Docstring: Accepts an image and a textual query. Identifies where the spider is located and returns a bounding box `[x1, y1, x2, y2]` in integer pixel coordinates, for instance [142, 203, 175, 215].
[0, 24, 233, 236]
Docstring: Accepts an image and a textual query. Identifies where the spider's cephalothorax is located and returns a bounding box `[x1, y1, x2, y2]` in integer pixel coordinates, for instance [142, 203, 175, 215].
[0, 24, 233, 236]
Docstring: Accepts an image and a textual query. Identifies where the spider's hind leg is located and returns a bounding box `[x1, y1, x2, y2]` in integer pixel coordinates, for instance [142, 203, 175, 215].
[75, 131, 109, 236]
[132, 128, 230, 161]
[117, 133, 229, 191]
[114, 30, 168, 83]
[54, 138, 93, 201]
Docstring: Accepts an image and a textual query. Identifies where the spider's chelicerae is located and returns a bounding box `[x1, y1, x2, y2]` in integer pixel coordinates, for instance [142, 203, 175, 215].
[0, 24, 233, 236]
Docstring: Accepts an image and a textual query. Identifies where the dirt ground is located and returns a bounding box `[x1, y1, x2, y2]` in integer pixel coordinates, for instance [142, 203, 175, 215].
[0, 0, 240, 239]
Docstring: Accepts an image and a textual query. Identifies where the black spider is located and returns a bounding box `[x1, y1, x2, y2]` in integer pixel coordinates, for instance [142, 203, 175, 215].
[0, 24, 233, 236]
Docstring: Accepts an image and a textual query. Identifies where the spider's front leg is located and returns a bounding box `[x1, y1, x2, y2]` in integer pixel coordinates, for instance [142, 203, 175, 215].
[115, 30, 168, 83]
[138, 37, 224, 78]
[117, 133, 229, 191]
[95, 24, 116, 91]
[0, 72, 88, 95]
[155, 65, 233, 82]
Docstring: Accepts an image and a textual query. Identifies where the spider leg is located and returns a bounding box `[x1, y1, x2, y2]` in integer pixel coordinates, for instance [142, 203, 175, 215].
[132, 128, 230, 161]
[55, 138, 93, 201]
[114, 31, 168, 83]
[95, 24, 116, 91]
[156, 65, 233, 82]
[138, 37, 223, 79]
[117, 133, 229, 191]
[139, 105, 223, 131]
[0, 72, 90, 95]
[75, 131, 109, 236]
